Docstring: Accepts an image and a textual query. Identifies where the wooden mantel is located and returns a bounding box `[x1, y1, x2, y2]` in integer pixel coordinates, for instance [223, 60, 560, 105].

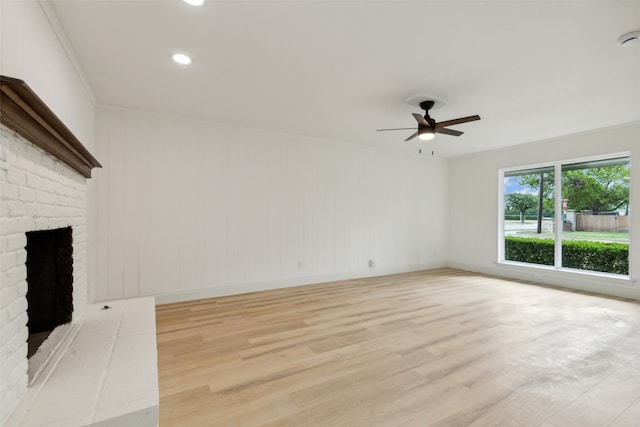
[0, 75, 101, 178]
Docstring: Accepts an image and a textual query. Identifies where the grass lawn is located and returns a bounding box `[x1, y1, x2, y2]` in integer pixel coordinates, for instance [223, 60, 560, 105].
[563, 231, 629, 243]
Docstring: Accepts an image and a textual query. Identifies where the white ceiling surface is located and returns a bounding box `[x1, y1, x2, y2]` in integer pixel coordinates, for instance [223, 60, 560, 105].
[51, 1, 640, 157]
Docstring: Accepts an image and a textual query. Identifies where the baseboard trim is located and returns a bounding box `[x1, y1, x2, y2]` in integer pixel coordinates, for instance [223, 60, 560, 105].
[153, 263, 446, 305]
[448, 261, 639, 300]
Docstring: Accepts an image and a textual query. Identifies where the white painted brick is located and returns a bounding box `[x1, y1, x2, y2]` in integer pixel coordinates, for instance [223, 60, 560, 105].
[6, 234, 25, 252]
[0, 271, 10, 289]
[7, 201, 26, 217]
[17, 312, 27, 330]
[40, 155, 55, 172]
[26, 173, 42, 190]
[26, 203, 43, 218]
[15, 345, 28, 367]
[16, 281, 28, 299]
[0, 218, 20, 235]
[0, 343, 13, 370]
[18, 187, 35, 203]
[0, 319, 20, 346]
[17, 217, 35, 232]
[7, 137, 23, 156]
[1, 182, 19, 200]
[36, 191, 58, 205]
[0, 305, 9, 327]
[6, 169, 26, 186]
[6, 328, 27, 354]
[1, 266, 26, 288]
[7, 298, 27, 320]
[35, 218, 50, 230]
[17, 156, 35, 173]
[1, 252, 17, 271]
[15, 251, 26, 267]
[1, 127, 91, 425]
[40, 178, 55, 193]
[67, 218, 82, 227]
[0, 202, 10, 218]
[0, 288, 17, 310]
[6, 148, 17, 165]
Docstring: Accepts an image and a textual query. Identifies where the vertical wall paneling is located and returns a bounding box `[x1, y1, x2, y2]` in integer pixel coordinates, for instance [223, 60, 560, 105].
[122, 112, 143, 298]
[96, 107, 448, 301]
[106, 112, 125, 300]
[203, 124, 229, 290]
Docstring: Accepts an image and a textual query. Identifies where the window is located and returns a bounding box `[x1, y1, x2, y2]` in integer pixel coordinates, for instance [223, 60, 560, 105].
[500, 154, 630, 276]
[503, 167, 555, 266]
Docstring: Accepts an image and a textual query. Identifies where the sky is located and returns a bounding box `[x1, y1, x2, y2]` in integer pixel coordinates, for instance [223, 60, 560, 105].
[504, 177, 536, 195]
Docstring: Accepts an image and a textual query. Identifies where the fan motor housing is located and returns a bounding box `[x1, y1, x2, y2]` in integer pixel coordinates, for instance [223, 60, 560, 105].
[419, 100, 435, 111]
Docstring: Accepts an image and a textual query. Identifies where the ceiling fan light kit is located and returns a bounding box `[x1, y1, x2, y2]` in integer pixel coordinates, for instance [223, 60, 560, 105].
[377, 99, 480, 142]
[418, 128, 435, 141]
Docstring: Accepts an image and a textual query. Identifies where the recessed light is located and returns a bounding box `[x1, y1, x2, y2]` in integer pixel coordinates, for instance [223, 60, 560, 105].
[184, 0, 204, 6]
[172, 53, 192, 65]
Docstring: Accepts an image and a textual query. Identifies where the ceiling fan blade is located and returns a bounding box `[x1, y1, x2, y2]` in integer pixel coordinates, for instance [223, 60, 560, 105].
[436, 115, 481, 128]
[412, 113, 430, 127]
[436, 127, 464, 137]
[404, 131, 419, 141]
[377, 127, 418, 132]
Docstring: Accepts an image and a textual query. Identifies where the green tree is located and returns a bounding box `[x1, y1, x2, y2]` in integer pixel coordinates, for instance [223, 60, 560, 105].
[562, 166, 629, 214]
[505, 193, 538, 223]
[517, 172, 555, 233]
[518, 172, 555, 213]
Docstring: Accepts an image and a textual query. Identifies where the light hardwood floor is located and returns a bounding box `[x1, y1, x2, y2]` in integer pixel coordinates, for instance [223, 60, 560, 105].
[156, 268, 640, 426]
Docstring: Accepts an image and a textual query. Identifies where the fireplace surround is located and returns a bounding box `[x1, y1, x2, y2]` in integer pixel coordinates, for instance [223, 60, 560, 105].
[0, 76, 100, 423]
[2, 76, 157, 427]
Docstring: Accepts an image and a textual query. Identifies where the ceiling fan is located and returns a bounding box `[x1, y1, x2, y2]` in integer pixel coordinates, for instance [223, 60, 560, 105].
[377, 100, 480, 141]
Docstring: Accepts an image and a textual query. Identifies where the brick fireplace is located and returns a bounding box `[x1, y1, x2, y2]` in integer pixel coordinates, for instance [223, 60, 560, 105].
[0, 76, 101, 424]
[1, 76, 157, 427]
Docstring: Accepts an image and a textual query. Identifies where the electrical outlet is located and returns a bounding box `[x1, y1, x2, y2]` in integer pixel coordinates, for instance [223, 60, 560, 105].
[369, 259, 377, 268]
[533, 273, 543, 281]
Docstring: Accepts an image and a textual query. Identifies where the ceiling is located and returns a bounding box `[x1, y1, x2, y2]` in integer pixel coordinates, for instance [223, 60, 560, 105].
[50, 0, 640, 157]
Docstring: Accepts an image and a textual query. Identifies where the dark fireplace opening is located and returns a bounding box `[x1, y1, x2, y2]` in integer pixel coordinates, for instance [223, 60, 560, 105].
[25, 227, 73, 358]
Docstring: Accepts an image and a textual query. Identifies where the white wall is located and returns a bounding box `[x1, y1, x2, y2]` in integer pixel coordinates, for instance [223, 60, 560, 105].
[0, 1, 96, 424]
[96, 107, 448, 302]
[0, 1, 95, 145]
[448, 122, 640, 299]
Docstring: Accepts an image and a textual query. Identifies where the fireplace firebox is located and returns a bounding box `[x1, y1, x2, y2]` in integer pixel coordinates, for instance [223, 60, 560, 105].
[25, 227, 73, 358]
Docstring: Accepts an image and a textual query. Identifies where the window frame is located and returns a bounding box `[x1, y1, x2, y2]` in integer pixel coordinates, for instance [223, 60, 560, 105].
[498, 152, 632, 279]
